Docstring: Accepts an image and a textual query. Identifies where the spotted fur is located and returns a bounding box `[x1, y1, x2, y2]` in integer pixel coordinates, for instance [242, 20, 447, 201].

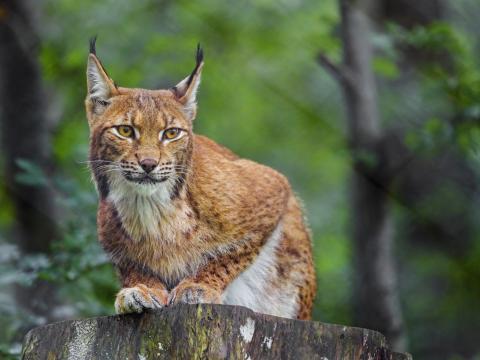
[85, 42, 316, 319]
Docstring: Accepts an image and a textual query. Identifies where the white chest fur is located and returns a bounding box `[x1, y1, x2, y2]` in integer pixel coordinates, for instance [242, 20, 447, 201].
[106, 177, 202, 284]
[107, 177, 190, 243]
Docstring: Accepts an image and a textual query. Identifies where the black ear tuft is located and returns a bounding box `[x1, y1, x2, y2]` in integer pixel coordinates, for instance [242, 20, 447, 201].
[185, 43, 204, 88]
[196, 43, 204, 66]
[89, 35, 97, 55]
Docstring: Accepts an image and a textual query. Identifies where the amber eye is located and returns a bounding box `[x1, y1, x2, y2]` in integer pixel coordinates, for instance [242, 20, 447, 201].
[117, 126, 134, 138]
[163, 128, 180, 140]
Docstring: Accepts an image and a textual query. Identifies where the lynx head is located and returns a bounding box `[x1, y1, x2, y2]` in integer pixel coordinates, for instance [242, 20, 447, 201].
[85, 38, 203, 200]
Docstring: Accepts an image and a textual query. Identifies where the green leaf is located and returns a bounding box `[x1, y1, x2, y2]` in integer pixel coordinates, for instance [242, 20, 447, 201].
[373, 57, 399, 79]
[14, 159, 49, 187]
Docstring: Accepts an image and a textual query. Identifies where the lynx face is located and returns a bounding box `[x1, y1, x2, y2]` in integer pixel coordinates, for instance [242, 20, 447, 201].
[86, 39, 203, 199]
[89, 91, 193, 193]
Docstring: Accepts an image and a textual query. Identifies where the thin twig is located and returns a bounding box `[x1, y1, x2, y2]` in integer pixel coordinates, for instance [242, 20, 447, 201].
[317, 53, 353, 88]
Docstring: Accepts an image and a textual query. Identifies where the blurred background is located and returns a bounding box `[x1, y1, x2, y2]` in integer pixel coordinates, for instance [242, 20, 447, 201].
[1, 0, 480, 359]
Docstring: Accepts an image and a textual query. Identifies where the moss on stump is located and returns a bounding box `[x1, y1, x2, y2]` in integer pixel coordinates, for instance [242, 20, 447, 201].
[21, 304, 412, 359]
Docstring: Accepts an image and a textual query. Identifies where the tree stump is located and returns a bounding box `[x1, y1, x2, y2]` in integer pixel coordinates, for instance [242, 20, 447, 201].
[21, 304, 412, 359]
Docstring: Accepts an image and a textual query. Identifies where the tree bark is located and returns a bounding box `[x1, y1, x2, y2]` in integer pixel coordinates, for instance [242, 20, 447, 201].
[318, 0, 406, 352]
[21, 304, 412, 360]
[0, 0, 59, 321]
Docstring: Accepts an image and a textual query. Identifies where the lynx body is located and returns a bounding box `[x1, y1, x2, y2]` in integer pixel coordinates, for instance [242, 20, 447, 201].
[85, 40, 316, 320]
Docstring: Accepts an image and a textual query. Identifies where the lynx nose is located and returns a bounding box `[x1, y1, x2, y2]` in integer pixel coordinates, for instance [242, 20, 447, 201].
[139, 158, 158, 174]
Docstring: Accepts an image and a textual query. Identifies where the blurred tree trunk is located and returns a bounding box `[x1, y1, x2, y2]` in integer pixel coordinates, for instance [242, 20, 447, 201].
[0, 0, 59, 323]
[319, 0, 406, 351]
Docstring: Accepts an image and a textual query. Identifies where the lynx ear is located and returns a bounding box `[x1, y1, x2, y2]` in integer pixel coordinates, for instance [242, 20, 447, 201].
[171, 44, 204, 121]
[86, 37, 117, 113]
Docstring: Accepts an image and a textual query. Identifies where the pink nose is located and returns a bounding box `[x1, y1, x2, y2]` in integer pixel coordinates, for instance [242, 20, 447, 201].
[139, 158, 158, 173]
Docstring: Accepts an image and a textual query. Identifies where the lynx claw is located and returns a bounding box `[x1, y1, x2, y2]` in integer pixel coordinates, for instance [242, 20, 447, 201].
[115, 284, 168, 314]
[169, 282, 222, 305]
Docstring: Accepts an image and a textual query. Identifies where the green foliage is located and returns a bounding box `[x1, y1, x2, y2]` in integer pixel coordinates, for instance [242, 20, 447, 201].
[392, 22, 480, 154]
[388, 21, 480, 359]
[373, 56, 400, 79]
[14, 159, 49, 187]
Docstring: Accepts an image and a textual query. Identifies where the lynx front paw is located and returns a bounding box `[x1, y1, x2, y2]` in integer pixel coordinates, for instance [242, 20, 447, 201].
[169, 281, 222, 305]
[115, 284, 168, 314]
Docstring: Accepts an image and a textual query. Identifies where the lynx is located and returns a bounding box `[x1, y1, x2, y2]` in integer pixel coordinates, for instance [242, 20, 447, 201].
[85, 38, 316, 320]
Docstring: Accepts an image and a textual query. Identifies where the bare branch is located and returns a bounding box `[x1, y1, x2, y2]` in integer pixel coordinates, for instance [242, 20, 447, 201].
[317, 53, 353, 89]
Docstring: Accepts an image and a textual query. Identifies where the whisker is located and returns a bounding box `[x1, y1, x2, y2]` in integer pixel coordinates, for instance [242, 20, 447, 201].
[78, 159, 120, 165]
